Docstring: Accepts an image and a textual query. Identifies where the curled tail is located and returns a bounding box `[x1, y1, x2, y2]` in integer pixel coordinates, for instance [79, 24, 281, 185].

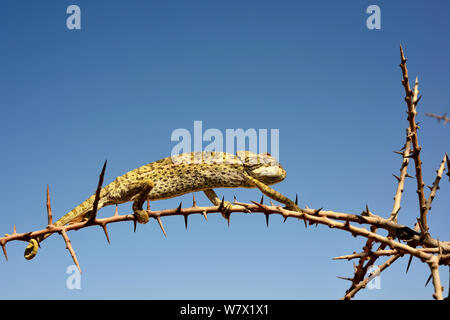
[24, 193, 102, 260]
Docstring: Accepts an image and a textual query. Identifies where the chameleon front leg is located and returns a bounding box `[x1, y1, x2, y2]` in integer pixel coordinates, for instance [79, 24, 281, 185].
[131, 179, 154, 224]
[243, 173, 301, 212]
[203, 189, 233, 220]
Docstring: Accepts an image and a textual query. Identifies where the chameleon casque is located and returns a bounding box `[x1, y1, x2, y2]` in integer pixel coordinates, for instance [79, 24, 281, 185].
[25, 151, 298, 259]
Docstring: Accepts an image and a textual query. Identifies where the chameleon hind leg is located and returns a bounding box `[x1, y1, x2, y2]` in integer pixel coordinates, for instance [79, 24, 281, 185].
[203, 189, 233, 221]
[131, 179, 154, 224]
[243, 173, 301, 212]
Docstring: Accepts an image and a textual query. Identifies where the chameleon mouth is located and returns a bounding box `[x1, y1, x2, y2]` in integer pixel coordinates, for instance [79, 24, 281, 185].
[252, 166, 283, 177]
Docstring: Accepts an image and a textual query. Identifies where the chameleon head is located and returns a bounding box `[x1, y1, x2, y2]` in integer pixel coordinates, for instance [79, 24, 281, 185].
[236, 151, 286, 185]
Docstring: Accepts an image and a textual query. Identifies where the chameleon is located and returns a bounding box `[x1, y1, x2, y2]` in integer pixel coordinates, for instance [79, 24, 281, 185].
[24, 151, 299, 259]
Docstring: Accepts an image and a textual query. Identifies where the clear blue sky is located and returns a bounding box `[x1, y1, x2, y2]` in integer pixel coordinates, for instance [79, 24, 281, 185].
[0, 0, 449, 299]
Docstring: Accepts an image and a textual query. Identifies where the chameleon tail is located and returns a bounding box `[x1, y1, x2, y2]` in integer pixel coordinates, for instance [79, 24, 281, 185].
[24, 194, 101, 260]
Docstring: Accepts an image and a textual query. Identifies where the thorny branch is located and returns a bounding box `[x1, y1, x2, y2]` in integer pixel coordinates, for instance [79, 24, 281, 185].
[0, 46, 449, 299]
[425, 112, 450, 125]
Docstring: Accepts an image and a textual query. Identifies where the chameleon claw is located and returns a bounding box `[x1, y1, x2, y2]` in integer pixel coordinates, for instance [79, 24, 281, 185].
[24, 238, 39, 260]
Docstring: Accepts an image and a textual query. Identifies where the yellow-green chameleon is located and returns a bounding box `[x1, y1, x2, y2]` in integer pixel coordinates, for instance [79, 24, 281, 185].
[25, 151, 299, 259]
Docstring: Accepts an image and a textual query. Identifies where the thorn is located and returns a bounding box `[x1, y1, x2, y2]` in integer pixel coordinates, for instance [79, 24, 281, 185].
[13, 224, 16, 235]
[406, 255, 413, 274]
[1, 244, 7, 261]
[362, 204, 373, 217]
[393, 150, 404, 156]
[344, 219, 350, 229]
[176, 202, 182, 213]
[226, 214, 230, 227]
[415, 95, 422, 106]
[156, 216, 167, 237]
[392, 174, 401, 182]
[184, 214, 188, 230]
[425, 274, 432, 287]
[233, 195, 237, 205]
[89, 160, 107, 223]
[251, 200, 267, 211]
[337, 276, 353, 282]
[133, 219, 137, 233]
[406, 173, 415, 179]
[202, 211, 208, 222]
[295, 194, 298, 205]
[101, 224, 111, 244]
[218, 196, 225, 211]
[265, 213, 269, 227]
[260, 195, 264, 204]
[192, 193, 197, 207]
[283, 215, 288, 223]
[114, 205, 119, 216]
[46, 184, 53, 225]
[314, 208, 322, 215]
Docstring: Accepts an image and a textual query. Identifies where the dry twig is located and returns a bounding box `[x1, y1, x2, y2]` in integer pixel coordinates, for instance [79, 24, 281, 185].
[425, 112, 449, 125]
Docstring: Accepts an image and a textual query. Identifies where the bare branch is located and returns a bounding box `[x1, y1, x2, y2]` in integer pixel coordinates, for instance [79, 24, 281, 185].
[423, 155, 447, 216]
[427, 255, 444, 300]
[425, 112, 450, 125]
[399, 46, 428, 236]
[343, 254, 402, 300]
[333, 248, 440, 261]
[390, 128, 412, 222]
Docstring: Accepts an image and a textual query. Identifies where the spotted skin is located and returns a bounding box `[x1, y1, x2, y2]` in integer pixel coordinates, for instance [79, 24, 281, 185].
[24, 151, 290, 259]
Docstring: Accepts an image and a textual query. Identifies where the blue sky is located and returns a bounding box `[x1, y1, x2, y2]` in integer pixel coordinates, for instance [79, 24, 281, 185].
[0, 0, 449, 299]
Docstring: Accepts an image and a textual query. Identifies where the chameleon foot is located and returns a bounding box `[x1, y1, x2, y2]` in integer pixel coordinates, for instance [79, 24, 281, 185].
[134, 210, 150, 224]
[219, 200, 234, 220]
[131, 179, 154, 224]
